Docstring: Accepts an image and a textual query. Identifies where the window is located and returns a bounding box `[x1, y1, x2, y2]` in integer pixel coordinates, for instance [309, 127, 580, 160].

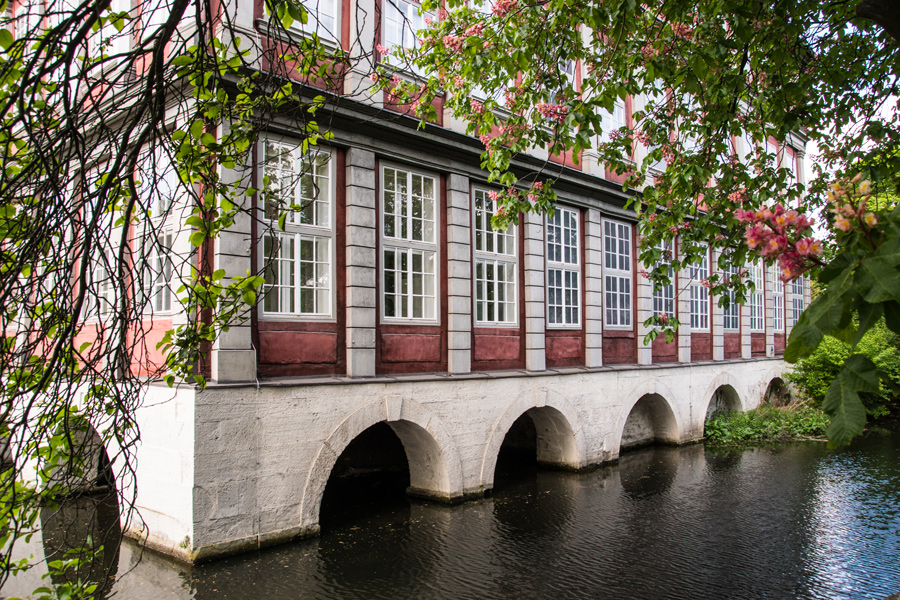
[139, 144, 179, 219]
[302, 0, 339, 39]
[83, 254, 115, 320]
[789, 277, 804, 327]
[773, 278, 784, 332]
[600, 100, 626, 144]
[749, 261, 764, 332]
[723, 264, 740, 331]
[546, 207, 580, 327]
[382, 165, 437, 321]
[261, 141, 334, 317]
[548, 59, 576, 104]
[383, 0, 426, 72]
[603, 219, 632, 328]
[689, 246, 709, 331]
[147, 230, 173, 312]
[651, 239, 675, 319]
[474, 189, 516, 325]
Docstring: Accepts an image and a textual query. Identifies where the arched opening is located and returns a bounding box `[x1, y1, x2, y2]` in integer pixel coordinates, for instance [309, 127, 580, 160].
[704, 384, 742, 426]
[619, 393, 679, 452]
[40, 418, 120, 598]
[494, 407, 579, 488]
[319, 422, 411, 530]
[764, 377, 790, 407]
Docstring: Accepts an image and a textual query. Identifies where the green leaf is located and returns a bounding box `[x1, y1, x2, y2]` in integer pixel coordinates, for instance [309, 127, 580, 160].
[190, 120, 204, 140]
[884, 300, 900, 335]
[822, 361, 871, 447]
[818, 252, 856, 284]
[853, 301, 883, 347]
[0, 29, 13, 50]
[854, 255, 900, 303]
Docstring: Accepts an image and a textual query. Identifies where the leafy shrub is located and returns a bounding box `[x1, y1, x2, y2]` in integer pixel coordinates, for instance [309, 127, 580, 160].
[787, 320, 900, 419]
[705, 404, 829, 444]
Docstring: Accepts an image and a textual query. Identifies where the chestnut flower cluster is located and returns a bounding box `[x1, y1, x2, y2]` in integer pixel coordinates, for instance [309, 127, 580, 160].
[735, 204, 822, 282]
[828, 175, 877, 232]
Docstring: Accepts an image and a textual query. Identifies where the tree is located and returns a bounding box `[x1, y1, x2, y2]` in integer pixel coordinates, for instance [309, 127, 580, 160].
[383, 0, 900, 446]
[0, 0, 373, 594]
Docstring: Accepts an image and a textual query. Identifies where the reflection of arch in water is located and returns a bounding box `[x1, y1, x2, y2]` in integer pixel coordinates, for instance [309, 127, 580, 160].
[40, 419, 120, 598]
[618, 445, 681, 498]
[300, 396, 464, 530]
[618, 393, 680, 452]
[480, 390, 587, 488]
[763, 377, 790, 407]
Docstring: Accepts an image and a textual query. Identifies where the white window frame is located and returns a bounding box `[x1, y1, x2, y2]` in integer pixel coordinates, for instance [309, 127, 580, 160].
[600, 99, 626, 144]
[147, 229, 174, 313]
[749, 261, 765, 332]
[651, 239, 674, 320]
[723, 264, 740, 331]
[382, 0, 429, 75]
[546, 207, 581, 328]
[788, 277, 805, 327]
[689, 245, 710, 331]
[773, 277, 785, 332]
[260, 140, 336, 320]
[380, 163, 439, 323]
[473, 188, 517, 326]
[604, 219, 632, 329]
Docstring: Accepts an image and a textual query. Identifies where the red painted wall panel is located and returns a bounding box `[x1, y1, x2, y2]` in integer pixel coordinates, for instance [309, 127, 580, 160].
[260, 330, 338, 364]
[724, 332, 741, 359]
[473, 330, 521, 362]
[603, 330, 637, 365]
[546, 331, 583, 366]
[691, 332, 713, 361]
[380, 331, 443, 363]
[751, 332, 766, 357]
[652, 334, 677, 363]
[774, 333, 786, 355]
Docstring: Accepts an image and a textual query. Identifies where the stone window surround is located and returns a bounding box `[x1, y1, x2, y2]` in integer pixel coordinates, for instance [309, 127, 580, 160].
[258, 139, 337, 322]
[379, 161, 440, 324]
[545, 205, 582, 328]
[603, 218, 632, 330]
[472, 187, 517, 327]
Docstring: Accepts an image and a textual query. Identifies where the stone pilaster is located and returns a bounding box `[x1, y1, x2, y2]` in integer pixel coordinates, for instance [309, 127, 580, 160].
[741, 278, 752, 359]
[636, 238, 653, 366]
[211, 135, 256, 383]
[676, 239, 692, 363]
[765, 264, 776, 358]
[584, 209, 603, 367]
[446, 174, 472, 374]
[345, 148, 377, 377]
[711, 249, 725, 361]
[523, 211, 546, 371]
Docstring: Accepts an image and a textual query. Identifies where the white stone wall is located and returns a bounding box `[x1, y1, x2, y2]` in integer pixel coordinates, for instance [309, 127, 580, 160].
[156, 358, 789, 560]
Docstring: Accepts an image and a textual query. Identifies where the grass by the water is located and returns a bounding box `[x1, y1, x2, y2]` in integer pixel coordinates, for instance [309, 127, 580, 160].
[705, 404, 829, 445]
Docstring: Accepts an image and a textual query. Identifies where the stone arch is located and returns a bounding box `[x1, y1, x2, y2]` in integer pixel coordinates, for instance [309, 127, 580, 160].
[701, 372, 747, 416]
[761, 363, 792, 408]
[614, 380, 683, 451]
[480, 388, 587, 486]
[300, 395, 464, 528]
[45, 415, 115, 494]
[618, 393, 680, 451]
[763, 377, 790, 407]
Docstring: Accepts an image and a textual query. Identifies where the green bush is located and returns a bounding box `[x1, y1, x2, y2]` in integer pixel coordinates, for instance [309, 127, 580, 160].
[705, 404, 829, 444]
[787, 320, 900, 419]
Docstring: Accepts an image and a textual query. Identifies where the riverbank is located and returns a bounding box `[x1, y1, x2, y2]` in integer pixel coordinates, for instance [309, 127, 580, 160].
[705, 404, 829, 445]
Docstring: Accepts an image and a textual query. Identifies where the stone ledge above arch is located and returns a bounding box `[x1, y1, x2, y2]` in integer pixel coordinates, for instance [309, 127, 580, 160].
[299, 395, 465, 529]
[479, 387, 588, 488]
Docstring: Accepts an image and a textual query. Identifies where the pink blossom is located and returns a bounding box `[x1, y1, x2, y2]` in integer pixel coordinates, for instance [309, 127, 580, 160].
[424, 17, 432, 25]
[369, 72, 378, 82]
[835, 215, 852, 232]
[465, 23, 484, 37]
[492, 0, 517, 17]
[470, 99, 484, 113]
[376, 44, 390, 55]
[639, 269, 649, 279]
[864, 212, 878, 227]
[488, 190, 499, 203]
[438, 8, 448, 20]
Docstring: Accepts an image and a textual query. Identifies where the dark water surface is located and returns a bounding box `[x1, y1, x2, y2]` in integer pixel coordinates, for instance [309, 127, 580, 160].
[7, 435, 900, 599]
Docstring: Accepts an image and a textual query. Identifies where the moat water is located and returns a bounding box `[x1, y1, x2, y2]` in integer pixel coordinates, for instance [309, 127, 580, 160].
[4, 434, 900, 599]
